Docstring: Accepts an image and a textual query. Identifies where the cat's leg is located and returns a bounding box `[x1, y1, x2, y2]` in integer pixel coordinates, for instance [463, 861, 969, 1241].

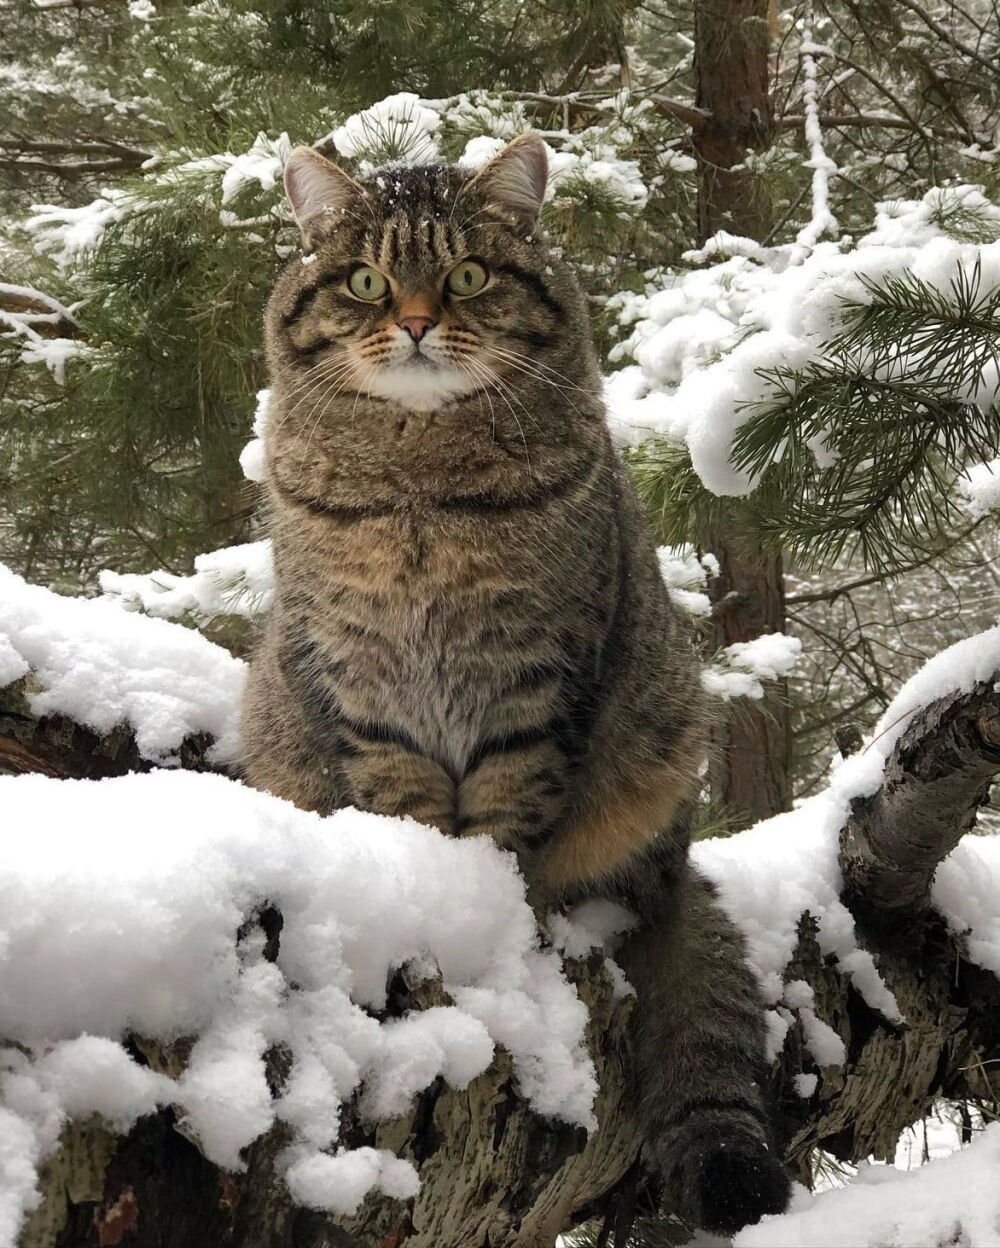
[455, 739, 569, 849]
[241, 652, 348, 813]
[336, 733, 457, 834]
[242, 647, 456, 830]
[615, 861, 790, 1235]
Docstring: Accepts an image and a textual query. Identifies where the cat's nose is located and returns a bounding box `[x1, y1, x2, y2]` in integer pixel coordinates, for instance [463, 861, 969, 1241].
[398, 316, 436, 343]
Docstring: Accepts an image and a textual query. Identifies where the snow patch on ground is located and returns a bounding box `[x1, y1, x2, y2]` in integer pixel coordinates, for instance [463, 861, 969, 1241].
[0, 769, 596, 1235]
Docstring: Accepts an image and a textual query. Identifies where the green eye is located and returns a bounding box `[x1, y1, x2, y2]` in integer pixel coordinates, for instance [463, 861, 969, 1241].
[446, 260, 488, 297]
[348, 266, 389, 301]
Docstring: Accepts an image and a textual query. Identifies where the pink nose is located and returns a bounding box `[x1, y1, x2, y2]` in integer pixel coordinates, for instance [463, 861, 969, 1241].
[398, 316, 436, 343]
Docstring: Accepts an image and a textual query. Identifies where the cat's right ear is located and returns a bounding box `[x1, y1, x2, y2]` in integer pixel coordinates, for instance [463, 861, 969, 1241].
[283, 146, 364, 247]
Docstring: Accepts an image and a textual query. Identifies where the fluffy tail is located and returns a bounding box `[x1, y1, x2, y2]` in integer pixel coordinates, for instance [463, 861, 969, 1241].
[615, 861, 791, 1235]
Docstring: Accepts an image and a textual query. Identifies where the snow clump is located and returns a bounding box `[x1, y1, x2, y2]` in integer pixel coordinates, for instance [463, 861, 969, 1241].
[0, 769, 597, 1236]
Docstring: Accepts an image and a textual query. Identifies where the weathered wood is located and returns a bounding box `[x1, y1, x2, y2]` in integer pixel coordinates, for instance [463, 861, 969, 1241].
[841, 682, 1000, 912]
[4, 675, 1000, 1247]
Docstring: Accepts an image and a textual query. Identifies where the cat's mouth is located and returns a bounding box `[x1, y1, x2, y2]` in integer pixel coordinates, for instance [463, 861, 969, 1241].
[360, 351, 485, 411]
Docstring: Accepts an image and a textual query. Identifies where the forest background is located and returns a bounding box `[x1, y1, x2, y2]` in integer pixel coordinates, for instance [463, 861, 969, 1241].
[3, 0, 999, 834]
[2, 4, 1000, 1242]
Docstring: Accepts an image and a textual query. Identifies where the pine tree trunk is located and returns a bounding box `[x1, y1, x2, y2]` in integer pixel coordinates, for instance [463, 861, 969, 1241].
[692, 0, 790, 828]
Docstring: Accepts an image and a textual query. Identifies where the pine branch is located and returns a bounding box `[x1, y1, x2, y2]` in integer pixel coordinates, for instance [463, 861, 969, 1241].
[892, 0, 1000, 81]
[728, 261, 1000, 569]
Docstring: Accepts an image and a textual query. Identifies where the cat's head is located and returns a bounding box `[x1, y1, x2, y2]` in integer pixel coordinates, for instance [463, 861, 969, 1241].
[266, 135, 594, 413]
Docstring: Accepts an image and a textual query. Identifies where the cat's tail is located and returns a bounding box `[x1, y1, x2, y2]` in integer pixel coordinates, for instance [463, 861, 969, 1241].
[614, 859, 791, 1235]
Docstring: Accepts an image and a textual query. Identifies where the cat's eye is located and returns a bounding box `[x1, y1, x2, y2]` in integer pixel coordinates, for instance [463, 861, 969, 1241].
[348, 266, 389, 301]
[445, 260, 489, 297]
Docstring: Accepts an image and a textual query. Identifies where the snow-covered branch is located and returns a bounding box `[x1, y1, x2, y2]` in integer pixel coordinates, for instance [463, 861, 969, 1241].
[2, 566, 1000, 1244]
[842, 675, 1000, 912]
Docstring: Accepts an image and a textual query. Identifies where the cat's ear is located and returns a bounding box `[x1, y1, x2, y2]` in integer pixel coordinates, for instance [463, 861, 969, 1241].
[469, 133, 548, 229]
[283, 145, 364, 246]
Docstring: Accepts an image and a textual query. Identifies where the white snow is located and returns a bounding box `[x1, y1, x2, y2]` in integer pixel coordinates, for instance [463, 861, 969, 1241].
[26, 190, 132, 267]
[0, 768, 596, 1235]
[737, 1124, 1000, 1247]
[959, 456, 1000, 518]
[702, 632, 803, 700]
[932, 834, 1000, 978]
[459, 134, 505, 170]
[693, 791, 903, 1034]
[100, 541, 273, 623]
[239, 386, 271, 483]
[795, 3, 839, 250]
[329, 93, 442, 166]
[285, 1147, 420, 1216]
[219, 132, 292, 205]
[17, 336, 91, 384]
[696, 619, 1000, 1051]
[605, 186, 1000, 496]
[656, 544, 717, 617]
[0, 563, 245, 764]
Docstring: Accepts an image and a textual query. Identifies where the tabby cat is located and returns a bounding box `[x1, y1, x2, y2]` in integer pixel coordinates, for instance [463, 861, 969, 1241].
[241, 134, 791, 1235]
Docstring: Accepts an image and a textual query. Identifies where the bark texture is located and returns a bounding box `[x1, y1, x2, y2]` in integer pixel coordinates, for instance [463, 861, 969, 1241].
[692, 0, 791, 830]
[3, 672, 1000, 1247]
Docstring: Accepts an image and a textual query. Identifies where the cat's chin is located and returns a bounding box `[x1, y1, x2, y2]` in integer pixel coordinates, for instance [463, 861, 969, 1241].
[363, 362, 482, 412]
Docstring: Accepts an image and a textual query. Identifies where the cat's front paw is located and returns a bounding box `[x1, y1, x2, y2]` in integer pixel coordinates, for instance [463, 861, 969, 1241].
[681, 1129, 791, 1235]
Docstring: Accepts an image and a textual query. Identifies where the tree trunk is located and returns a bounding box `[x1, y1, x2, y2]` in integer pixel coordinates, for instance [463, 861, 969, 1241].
[4, 674, 1000, 1247]
[692, 0, 791, 829]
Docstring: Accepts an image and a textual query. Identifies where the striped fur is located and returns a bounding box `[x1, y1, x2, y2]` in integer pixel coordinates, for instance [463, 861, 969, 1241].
[241, 137, 790, 1233]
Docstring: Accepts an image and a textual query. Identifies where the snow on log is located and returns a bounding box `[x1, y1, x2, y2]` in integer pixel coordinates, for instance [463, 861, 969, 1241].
[2, 564, 1000, 1245]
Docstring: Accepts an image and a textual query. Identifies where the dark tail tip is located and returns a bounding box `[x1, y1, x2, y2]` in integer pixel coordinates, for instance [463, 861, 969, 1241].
[682, 1129, 792, 1236]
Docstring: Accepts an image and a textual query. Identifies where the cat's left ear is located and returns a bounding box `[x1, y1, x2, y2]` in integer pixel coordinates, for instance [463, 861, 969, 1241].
[467, 133, 548, 230]
[283, 145, 364, 247]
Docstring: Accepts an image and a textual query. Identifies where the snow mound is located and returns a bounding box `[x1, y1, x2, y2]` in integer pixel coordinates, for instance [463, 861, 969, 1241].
[0, 769, 596, 1238]
[736, 1123, 1000, 1247]
[0, 564, 245, 764]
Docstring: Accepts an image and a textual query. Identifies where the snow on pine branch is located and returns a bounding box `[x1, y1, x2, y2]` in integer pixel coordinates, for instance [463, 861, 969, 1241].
[702, 633, 803, 701]
[0, 769, 597, 1243]
[100, 541, 274, 625]
[604, 184, 1000, 495]
[959, 456, 1000, 518]
[21, 90, 650, 273]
